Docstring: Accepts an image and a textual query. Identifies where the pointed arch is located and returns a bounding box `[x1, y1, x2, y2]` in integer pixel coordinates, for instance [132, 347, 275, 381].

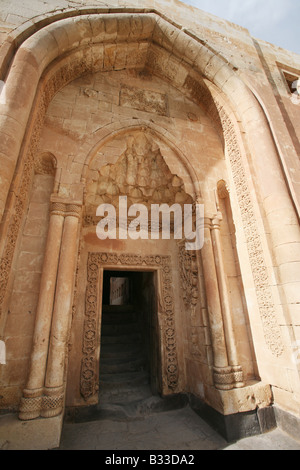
[81, 119, 202, 202]
[0, 9, 299, 422]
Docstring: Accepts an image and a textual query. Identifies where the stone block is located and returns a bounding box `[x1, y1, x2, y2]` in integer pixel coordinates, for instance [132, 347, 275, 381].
[190, 393, 276, 443]
[274, 406, 300, 441]
[12, 271, 42, 294]
[0, 413, 63, 450]
[17, 251, 44, 272]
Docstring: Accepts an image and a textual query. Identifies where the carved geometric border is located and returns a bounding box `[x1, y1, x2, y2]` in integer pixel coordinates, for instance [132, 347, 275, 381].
[216, 104, 285, 357]
[183, 74, 284, 357]
[80, 252, 179, 400]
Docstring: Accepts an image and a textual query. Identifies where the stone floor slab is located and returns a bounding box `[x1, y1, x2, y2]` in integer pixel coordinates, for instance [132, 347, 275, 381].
[58, 406, 300, 451]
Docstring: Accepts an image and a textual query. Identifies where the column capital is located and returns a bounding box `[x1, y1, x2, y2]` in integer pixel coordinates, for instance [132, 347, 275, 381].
[211, 211, 223, 229]
[50, 196, 82, 219]
[204, 216, 213, 229]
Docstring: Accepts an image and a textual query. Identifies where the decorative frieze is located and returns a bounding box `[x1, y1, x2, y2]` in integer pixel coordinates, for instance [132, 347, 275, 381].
[183, 72, 284, 358]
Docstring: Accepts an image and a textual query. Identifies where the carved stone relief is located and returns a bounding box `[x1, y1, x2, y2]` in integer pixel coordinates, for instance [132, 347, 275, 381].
[183, 73, 284, 357]
[34, 153, 56, 176]
[178, 243, 202, 358]
[84, 131, 193, 225]
[216, 104, 285, 357]
[178, 244, 199, 309]
[120, 84, 168, 116]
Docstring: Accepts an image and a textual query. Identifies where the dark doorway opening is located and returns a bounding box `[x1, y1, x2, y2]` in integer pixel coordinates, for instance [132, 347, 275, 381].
[99, 270, 161, 412]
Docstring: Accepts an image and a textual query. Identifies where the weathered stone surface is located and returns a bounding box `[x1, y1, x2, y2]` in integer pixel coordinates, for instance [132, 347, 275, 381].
[0, 0, 299, 450]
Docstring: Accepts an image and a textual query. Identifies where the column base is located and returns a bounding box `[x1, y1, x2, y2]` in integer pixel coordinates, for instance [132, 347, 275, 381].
[19, 387, 64, 420]
[213, 365, 244, 390]
[19, 395, 42, 421]
[41, 388, 64, 418]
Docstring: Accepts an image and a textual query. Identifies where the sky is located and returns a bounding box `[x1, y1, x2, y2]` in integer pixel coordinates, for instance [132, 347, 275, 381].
[181, 0, 300, 55]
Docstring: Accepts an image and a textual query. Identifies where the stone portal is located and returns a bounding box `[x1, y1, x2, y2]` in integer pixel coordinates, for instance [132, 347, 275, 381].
[98, 270, 161, 416]
[2, 5, 300, 447]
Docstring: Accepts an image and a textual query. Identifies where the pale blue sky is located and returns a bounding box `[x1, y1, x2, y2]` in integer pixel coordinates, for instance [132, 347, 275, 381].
[181, 0, 300, 55]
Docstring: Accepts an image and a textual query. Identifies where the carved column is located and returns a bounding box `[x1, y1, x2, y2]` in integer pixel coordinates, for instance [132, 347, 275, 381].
[42, 205, 81, 418]
[19, 201, 81, 420]
[201, 218, 230, 384]
[201, 217, 244, 390]
[211, 213, 244, 388]
[19, 202, 65, 420]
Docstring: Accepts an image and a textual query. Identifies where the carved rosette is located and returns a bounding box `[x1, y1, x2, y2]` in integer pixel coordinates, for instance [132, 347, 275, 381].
[80, 252, 178, 400]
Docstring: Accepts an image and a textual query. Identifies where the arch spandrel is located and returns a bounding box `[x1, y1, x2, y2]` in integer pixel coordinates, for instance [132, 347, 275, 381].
[83, 130, 195, 226]
[82, 123, 201, 202]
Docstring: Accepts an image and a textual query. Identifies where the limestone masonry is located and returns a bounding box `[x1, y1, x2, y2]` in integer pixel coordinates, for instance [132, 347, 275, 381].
[0, 0, 299, 448]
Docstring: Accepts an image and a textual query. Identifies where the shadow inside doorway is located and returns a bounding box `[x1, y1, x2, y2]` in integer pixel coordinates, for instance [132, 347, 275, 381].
[71, 270, 188, 423]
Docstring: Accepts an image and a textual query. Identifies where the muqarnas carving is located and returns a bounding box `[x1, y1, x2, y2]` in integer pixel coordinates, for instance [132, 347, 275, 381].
[84, 132, 193, 222]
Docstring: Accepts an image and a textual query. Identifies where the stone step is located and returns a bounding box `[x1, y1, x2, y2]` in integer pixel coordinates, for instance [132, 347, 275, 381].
[100, 343, 143, 358]
[99, 383, 152, 406]
[101, 332, 142, 345]
[100, 356, 147, 374]
[72, 393, 189, 423]
[100, 370, 149, 388]
[102, 305, 135, 313]
[101, 311, 138, 325]
[97, 305, 153, 420]
[101, 322, 141, 336]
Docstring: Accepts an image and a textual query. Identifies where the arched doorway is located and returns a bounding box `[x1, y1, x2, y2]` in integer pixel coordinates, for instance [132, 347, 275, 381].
[99, 269, 160, 408]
